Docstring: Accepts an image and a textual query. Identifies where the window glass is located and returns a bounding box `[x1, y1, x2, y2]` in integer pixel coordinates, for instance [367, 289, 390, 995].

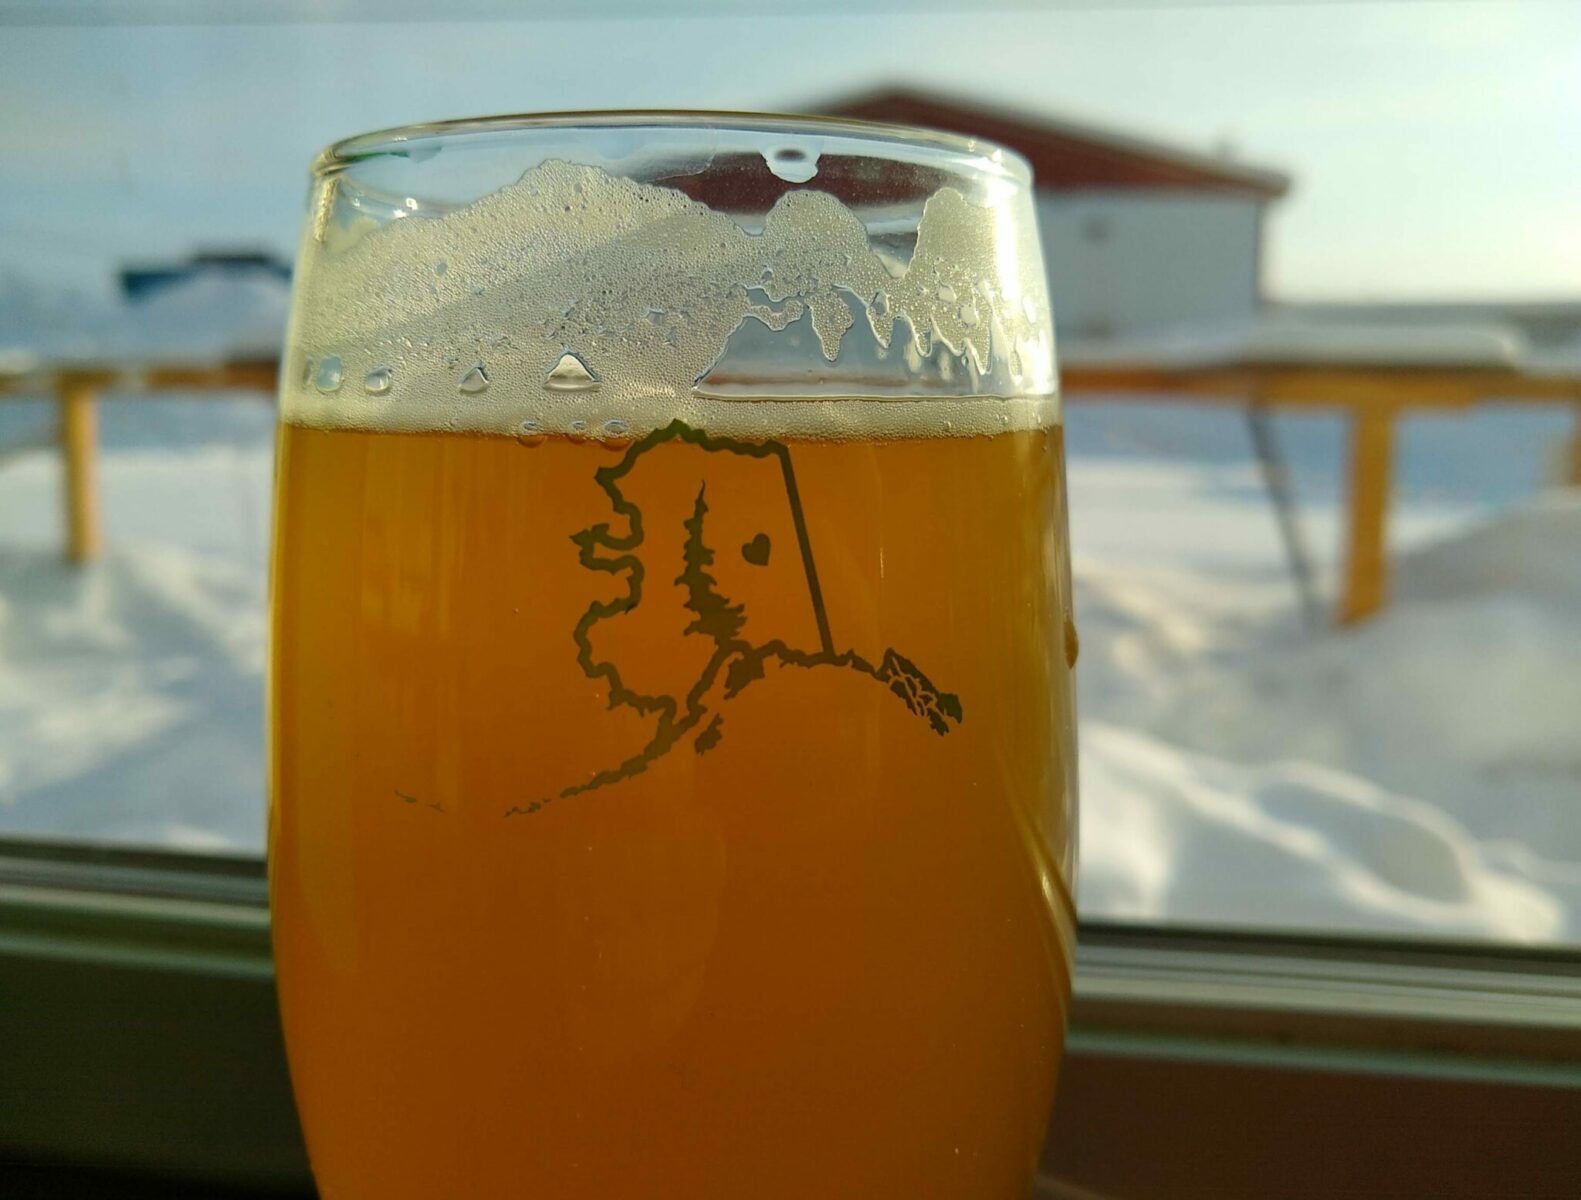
[2, 2, 1577, 945]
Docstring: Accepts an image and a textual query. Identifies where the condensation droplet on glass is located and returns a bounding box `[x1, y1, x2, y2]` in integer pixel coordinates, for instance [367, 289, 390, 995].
[435, 260, 448, 275]
[1023, 295, 1039, 323]
[1010, 349, 1023, 377]
[458, 363, 490, 394]
[300, 357, 315, 387]
[314, 355, 343, 393]
[516, 418, 545, 448]
[601, 418, 630, 441]
[545, 351, 599, 392]
[937, 283, 957, 304]
[567, 419, 589, 443]
[958, 301, 980, 327]
[763, 145, 819, 184]
[362, 366, 393, 395]
[871, 290, 890, 317]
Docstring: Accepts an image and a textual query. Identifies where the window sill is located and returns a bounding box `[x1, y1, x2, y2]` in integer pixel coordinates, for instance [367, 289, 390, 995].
[4, 839, 1579, 1196]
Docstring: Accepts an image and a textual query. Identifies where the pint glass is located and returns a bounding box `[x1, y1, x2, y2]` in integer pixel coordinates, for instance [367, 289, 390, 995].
[270, 113, 1077, 1199]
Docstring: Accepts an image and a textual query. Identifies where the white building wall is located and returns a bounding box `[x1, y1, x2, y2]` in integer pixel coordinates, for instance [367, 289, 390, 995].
[1036, 191, 1264, 340]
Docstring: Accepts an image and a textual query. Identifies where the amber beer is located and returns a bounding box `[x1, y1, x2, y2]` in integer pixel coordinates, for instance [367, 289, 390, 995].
[272, 112, 1074, 1199]
[270, 410, 1076, 1199]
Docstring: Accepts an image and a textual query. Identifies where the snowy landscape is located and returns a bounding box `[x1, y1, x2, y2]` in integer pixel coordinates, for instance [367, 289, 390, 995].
[3, 279, 1581, 945]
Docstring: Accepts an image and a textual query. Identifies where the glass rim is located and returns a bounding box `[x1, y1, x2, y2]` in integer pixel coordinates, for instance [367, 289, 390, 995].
[314, 109, 1034, 186]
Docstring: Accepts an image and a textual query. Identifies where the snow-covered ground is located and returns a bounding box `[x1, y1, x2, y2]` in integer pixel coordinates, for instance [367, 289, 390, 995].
[1071, 450, 1581, 943]
[0, 398, 273, 849]
[2, 385, 1579, 944]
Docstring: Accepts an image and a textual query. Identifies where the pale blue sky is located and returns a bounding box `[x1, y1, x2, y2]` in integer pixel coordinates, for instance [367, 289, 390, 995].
[1, 1, 1577, 301]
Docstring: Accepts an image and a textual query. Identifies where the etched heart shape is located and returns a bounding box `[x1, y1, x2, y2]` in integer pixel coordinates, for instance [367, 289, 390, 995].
[741, 532, 771, 566]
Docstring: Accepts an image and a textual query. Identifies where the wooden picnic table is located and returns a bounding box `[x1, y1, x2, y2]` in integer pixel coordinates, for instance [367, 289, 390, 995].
[1059, 356, 1581, 622]
[4, 352, 1580, 625]
[0, 361, 276, 567]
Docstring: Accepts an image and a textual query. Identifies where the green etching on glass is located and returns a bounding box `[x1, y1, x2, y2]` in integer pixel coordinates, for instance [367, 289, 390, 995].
[506, 420, 961, 816]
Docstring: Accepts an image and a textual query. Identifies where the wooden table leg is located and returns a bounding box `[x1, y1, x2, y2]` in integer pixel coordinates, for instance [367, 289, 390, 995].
[1338, 404, 1394, 624]
[1247, 398, 1321, 629]
[58, 376, 103, 564]
[1567, 401, 1581, 487]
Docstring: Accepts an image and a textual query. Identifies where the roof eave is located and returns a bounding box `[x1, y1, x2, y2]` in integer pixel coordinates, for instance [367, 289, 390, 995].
[811, 85, 1293, 202]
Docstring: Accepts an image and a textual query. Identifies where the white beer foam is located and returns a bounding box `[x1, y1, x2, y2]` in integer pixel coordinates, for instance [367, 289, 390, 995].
[282, 159, 1058, 439]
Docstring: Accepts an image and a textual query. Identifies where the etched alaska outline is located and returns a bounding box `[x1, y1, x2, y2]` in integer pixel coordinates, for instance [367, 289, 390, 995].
[506, 420, 962, 815]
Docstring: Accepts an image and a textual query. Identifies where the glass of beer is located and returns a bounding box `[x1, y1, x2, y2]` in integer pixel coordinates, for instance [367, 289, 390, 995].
[269, 112, 1077, 1199]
